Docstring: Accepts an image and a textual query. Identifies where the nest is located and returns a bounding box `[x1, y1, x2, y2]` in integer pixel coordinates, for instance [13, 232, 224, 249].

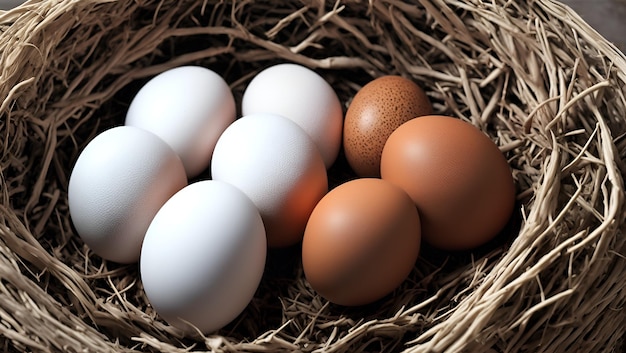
[1, 0, 626, 352]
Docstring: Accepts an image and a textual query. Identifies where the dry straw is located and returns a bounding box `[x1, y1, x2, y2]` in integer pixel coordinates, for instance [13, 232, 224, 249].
[1, 0, 625, 352]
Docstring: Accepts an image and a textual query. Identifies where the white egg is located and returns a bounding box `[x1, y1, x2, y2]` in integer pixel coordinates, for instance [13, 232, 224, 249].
[125, 66, 236, 178]
[241, 63, 343, 168]
[140, 180, 266, 334]
[68, 126, 187, 264]
[211, 113, 328, 248]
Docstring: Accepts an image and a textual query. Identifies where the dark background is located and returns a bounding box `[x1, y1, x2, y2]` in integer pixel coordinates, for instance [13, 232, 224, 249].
[561, 0, 626, 52]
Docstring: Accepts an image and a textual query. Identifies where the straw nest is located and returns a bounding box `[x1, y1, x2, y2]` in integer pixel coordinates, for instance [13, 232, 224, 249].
[1, 0, 626, 352]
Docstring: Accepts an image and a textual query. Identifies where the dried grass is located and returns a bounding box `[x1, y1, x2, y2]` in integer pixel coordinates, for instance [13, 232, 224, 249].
[1, 0, 626, 352]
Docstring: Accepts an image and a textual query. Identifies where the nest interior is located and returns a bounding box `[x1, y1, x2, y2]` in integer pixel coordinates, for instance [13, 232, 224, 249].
[1, 0, 626, 352]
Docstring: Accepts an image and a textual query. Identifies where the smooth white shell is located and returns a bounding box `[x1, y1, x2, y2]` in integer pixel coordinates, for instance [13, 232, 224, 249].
[68, 126, 187, 264]
[140, 180, 266, 334]
[241, 63, 343, 168]
[211, 113, 328, 247]
[125, 66, 236, 177]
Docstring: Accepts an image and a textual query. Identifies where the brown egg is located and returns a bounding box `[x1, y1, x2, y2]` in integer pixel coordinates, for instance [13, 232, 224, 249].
[380, 115, 515, 251]
[302, 178, 421, 306]
[343, 75, 433, 177]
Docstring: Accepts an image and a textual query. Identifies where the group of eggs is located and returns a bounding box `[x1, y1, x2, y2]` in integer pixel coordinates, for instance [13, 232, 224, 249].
[68, 63, 515, 334]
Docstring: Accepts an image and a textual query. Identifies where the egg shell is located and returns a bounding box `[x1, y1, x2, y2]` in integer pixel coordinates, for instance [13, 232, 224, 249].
[140, 180, 266, 334]
[343, 75, 433, 177]
[211, 113, 328, 248]
[302, 178, 421, 306]
[381, 115, 516, 251]
[68, 126, 187, 264]
[125, 66, 236, 178]
[241, 63, 343, 168]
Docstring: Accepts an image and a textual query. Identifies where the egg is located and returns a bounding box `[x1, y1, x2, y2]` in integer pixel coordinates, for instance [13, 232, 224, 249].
[241, 63, 343, 168]
[343, 75, 433, 177]
[380, 115, 516, 251]
[68, 126, 187, 264]
[125, 66, 236, 178]
[140, 180, 266, 334]
[211, 113, 328, 247]
[302, 178, 421, 306]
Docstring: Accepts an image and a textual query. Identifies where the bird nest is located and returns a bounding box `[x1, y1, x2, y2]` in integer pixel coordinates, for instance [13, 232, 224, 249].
[0, 0, 625, 352]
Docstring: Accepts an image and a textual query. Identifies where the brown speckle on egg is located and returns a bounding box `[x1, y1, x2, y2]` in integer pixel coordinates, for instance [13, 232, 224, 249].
[343, 75, 433, 177]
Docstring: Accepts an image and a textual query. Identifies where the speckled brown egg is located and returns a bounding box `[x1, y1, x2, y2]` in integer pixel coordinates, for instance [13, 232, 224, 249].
[343, 75, 433, 177]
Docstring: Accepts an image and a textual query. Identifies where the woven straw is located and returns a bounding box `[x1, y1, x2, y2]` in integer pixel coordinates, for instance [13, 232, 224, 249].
[1, 0, 626, 352]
